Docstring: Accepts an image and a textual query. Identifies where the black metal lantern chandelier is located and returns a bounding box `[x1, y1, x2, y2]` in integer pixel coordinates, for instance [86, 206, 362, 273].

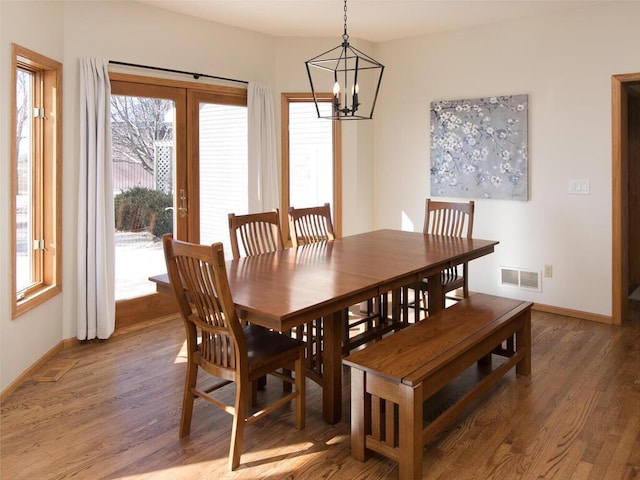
[305, 0, 384, 120]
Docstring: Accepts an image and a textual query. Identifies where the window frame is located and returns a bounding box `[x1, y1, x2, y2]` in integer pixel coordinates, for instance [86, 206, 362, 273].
[11, 44, 63, 318]
[281, 92, 342, 243]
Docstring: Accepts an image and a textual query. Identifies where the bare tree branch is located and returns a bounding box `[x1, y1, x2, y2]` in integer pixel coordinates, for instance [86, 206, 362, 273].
[111, 95, 173, 174]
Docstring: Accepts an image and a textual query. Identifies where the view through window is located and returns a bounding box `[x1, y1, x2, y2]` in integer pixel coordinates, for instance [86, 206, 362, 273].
[282, 94, 341, 241]
[15, 67, 35, 293]
[12, 44, 62, 317]
[288, 102, 334, 210]
[111, 94, 176, 300]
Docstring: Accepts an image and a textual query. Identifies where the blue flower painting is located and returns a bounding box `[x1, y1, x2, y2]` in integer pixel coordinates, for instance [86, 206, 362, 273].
[430, 94, 528, 201]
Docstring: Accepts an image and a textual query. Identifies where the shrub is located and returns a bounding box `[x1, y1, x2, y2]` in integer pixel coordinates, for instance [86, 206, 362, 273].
[114, 187, 173, 238]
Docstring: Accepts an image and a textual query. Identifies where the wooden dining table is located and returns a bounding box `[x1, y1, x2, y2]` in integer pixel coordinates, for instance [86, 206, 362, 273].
[150, 229, 498, 424]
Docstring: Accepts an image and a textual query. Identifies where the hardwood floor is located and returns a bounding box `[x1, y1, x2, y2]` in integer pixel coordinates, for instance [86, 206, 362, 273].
[1, 305, 639, 479]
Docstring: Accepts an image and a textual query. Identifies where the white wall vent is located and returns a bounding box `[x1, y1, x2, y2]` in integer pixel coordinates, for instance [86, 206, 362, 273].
[500, 266, 541, 291]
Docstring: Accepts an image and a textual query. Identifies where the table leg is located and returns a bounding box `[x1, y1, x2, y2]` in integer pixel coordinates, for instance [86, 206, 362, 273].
[391, 288, 401, 324]
[322, 310, 343, 423]
[426, 272, 445, 315]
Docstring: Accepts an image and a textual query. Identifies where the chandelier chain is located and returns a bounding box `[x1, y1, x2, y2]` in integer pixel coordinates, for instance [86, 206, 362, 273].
[343, 0, 349, 41]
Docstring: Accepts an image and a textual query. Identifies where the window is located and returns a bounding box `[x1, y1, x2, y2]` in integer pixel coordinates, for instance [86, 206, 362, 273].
[11, 44, 62, 318]
[281, 93, 342, 241]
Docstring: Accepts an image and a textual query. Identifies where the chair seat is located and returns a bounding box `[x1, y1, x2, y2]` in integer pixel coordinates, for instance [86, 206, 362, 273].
[244, 324, 306, 372]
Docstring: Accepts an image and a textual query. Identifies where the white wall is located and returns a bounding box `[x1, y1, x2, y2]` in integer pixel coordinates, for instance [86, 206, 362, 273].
[1, 0, 638, 391]
[373, 1, 640, 317]
[0, 1, 66, 393]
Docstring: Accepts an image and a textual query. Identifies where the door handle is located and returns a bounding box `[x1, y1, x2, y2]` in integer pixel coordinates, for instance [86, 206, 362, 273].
[178, 189, 188, 218]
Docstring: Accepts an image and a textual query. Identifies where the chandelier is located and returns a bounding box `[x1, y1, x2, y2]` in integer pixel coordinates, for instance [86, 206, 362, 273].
[305, 0, 384, 120]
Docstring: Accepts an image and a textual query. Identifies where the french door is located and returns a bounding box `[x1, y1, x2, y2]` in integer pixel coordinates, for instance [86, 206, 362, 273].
[110, 74, 247, 327]
[187, 89, 248, 249]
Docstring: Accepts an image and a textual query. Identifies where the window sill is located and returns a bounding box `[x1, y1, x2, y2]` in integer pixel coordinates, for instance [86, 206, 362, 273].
[13, 284, 62, 319]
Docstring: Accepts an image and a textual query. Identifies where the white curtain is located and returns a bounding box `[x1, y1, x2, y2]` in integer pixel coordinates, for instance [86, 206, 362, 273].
[248, 82, 279, 211]
[77, 58, 115, 340]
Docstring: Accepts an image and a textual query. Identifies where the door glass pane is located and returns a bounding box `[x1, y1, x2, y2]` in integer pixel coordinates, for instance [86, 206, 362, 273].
[199, 103, 248, 253]
[289, 102, 333, 210]
[15, 68, 34, 293]
[111, 95, 175, 300]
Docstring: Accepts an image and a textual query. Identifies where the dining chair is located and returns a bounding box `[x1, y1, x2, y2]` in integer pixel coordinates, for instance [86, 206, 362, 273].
[409, 198, 475, 320]
[287, 203, 335, 247]
[288, 204, 395, 355]
[228, 209, 284, 260]
[162, 234, 305, 471]
[286, 204, 335, 376]
[228, 209, 285, 391]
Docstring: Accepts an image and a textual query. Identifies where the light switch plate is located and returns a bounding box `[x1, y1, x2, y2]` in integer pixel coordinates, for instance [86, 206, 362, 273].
[569, 179, 590, 195]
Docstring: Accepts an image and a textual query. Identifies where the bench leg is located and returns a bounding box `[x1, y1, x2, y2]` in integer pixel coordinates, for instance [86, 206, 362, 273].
[350, 368, 370, 461]
[398, 383, 423, 480]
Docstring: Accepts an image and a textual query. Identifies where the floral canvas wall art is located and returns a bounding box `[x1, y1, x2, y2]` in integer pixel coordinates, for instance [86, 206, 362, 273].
[430, 94, 528, 201]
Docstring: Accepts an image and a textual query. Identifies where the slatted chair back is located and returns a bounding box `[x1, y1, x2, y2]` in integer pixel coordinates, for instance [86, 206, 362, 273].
[407, 199, 477, 322]
[228, 209, 284, 260]
[288, 203, 335, 247]
[164, 235, 245, 382]
[424, 199, 475, 238]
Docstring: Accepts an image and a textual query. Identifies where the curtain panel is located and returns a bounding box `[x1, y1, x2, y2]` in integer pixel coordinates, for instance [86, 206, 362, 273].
[77, 58, 115, 340]
[248, 82, 279, 212]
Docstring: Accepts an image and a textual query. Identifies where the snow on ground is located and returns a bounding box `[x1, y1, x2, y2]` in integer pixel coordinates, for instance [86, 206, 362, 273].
[115, 232, 165, 300]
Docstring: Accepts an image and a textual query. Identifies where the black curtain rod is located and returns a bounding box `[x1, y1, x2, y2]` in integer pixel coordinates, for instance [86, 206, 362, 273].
[109, 60, 249, 85]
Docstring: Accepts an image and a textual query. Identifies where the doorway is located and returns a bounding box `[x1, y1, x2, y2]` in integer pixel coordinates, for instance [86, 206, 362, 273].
[612, 73, 640, 325]
[110, 74, 248, 328]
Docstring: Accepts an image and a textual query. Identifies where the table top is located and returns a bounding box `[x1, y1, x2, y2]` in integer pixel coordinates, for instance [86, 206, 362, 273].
[229, 229, 497, 330]
[151, 229, 498, 331]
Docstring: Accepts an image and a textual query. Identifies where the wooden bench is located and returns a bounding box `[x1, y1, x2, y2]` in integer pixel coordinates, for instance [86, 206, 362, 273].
[343, 293, 532, 480]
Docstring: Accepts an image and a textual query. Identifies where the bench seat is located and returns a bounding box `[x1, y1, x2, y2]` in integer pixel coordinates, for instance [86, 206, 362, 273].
[343, 293, 532, 480]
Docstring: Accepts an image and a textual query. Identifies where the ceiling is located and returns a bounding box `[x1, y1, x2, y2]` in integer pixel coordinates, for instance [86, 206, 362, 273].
[137, 0, 609, 43]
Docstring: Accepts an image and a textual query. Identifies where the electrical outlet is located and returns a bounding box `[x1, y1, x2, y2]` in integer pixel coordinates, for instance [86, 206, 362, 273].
[544, 264, 553, 278]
